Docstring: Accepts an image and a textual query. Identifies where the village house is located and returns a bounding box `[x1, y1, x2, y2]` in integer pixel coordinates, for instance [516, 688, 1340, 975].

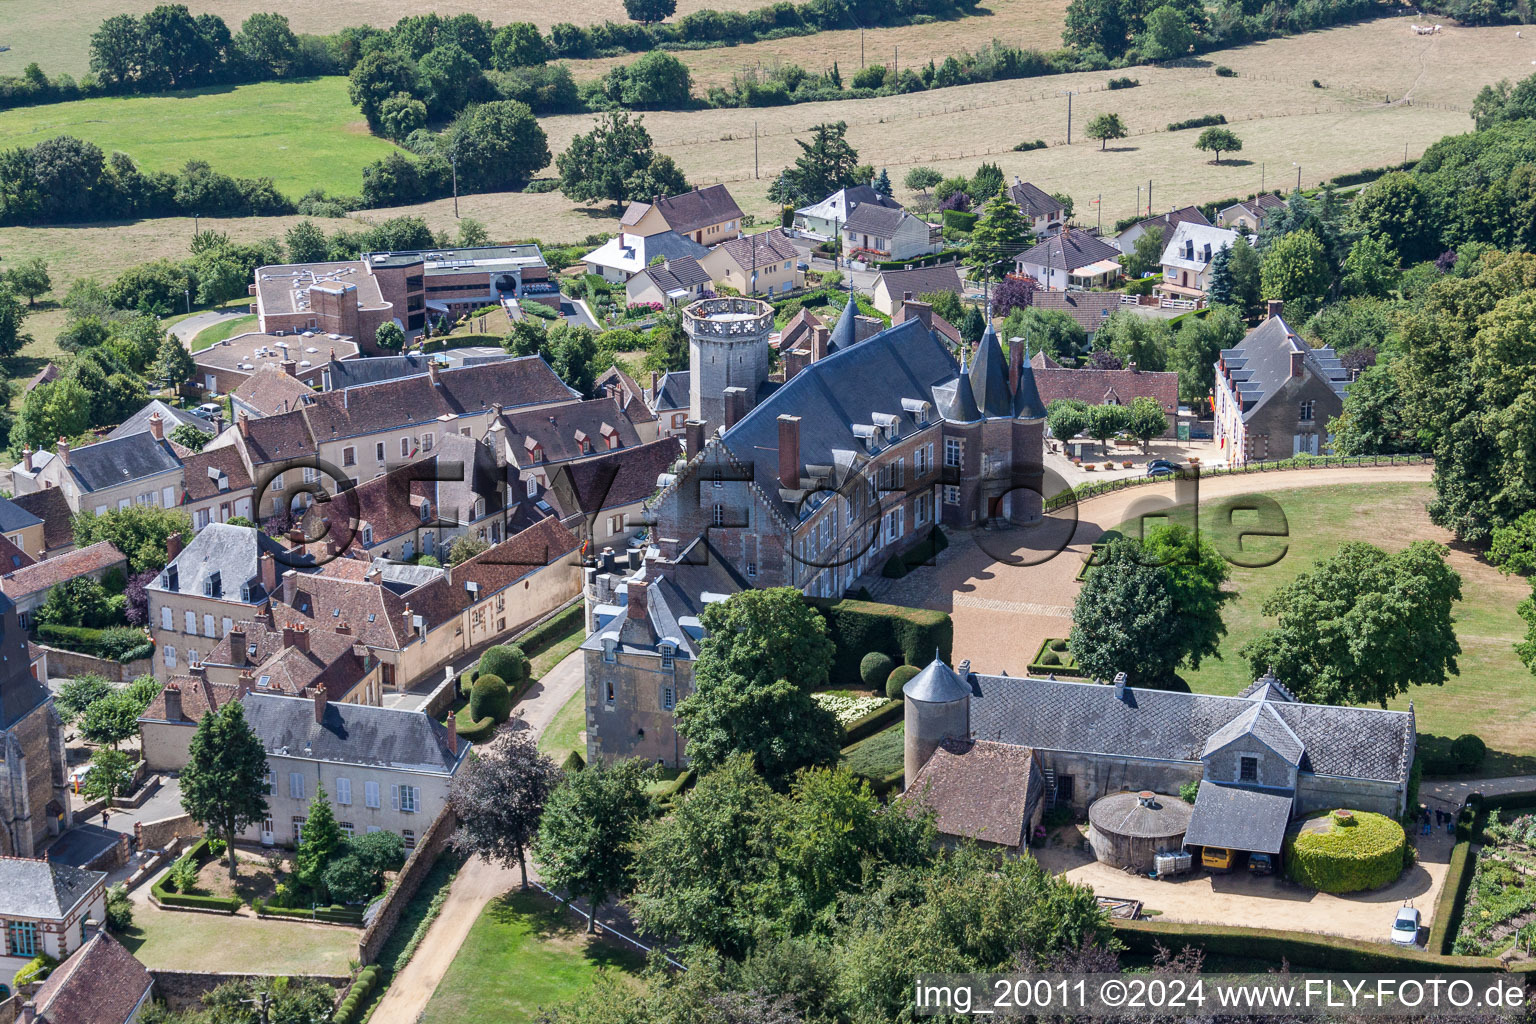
[839, 204, 941, 264]
[0, 857, 106, 988]
[1157, 222, 1243, 302]
[486, 397, 645, 505]
[582, 230, 708, 286]
[1113, 206, 1212, 256]
[176, 444, 255, 529]
[1217, 193, 1287, 233]
[699, 229, 804, 297]
[619, 185, 745, 247]
[0, 499, 45, 568]
[649, 371, 691, 439]
[232, 364, 319, 419]
[105, 400, 216, 443]
[1025, 291, 1125, 344]
[624, 256, 712, 308]
[870, 265, 963, 316]
[14, 416, 183, 514]
[548, 436, 682, 552]
[8, 490, 73, 560]
[595, 367, 661, 444]
[137, 673, 239, 772]
[16, 929, 154, 1024]
[1004, 178, 1067, 237]
[1030, 352, 1179, 437]
[241, 691, 468, 850]
[202, 620, 383, 706]
[900, 658, 1415, 863]
[193, 332, 358, 397]
[318, 350, 511, 393]
[792, 184, 902, 241]
[0, 596, 71, 859]
[1214, 301, 1349, 464]
[1, 543, 127, 632]
[1014, 229, 1122, 291]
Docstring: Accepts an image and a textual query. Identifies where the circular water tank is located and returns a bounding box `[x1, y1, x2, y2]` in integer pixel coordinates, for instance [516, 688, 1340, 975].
[1087, 790, 1193, 871]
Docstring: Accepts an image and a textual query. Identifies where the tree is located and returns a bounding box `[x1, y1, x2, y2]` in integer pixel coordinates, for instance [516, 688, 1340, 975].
[72, 505, 190, 574]
[782, 122, 861, 205]
[1140, 4, 1195, 57]
[558, 111, 672, 209]
[1000, 307, 1085, 364]
[1260, 229, 1330, 321]
[1341, 235, 1400, 299]
[0, 287, 33, 359]
[1070, 536, 1177, 684]
[283, 220, 328, 264]
[1226, 234, 1262, 310]
[1242, 541, 1461, 707]
[445, 100, 550, 192]
[447, 535, 490, 566]
[83, 747, 137, 803]
[1125, 395, 1169, 450]
[1328, 359, 1419, 456]
[170, 422, 212, 452]
[1206, 243, 1234, 306]
[674, 587, 842, 788]
[419, 42, 483, 119]
[348, 50, 422, 132]
[1085, 112, 1128, 150]
[1063, 0, 1130, 57]
[966, 186, 1030, 286]
[1084, 402, 1132, 453]
[546, 322, 598, 396]
[155, 334, 195, 389]
[33, 576, 111, 628]
[904, 166, 942, 195]
[182, 701, 270, 877]
[873, 168, 893, 196]
[90, 14, 144, 89]
[1170, 303, 1244, 408]
[1096, 310, 1171, 371]
[1349, 172, 1437, 265]
[457, 218, 490, 247]
[451, 732, 561, 890]
[969, 162, 1004, 202]
[534, 758, 653, 932]
[1490, 511, 1536, 576]
[492, 22, 548, 69]
[624, 0, 678, 24]
[917, 289, 964, 323]
[1120, 225, 1165, 279]
[55, 675, 112, 725]
[375, 321, 405, 351]
[81, 690, 142, 749]
[295, 787, 345, 894]
[1046, 398, 1090, 443]
[235, 12, 299, 76]
[1142, 522, 1230, 672]
[960, 305, 986, 345]
[4, 258, 50, 307]
[1194, 126, 1242, 164]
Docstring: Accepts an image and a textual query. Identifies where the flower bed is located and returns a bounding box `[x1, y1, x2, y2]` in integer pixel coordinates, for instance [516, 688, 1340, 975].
[1028, 638, 1085, 677]
[1453, 811, 1536, 955]
[812, 691, 890, 725]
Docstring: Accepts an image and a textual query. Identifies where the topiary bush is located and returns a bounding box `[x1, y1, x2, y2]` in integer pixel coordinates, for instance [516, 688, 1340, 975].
[810, 597, 953, 686]
[1285, 809, 1406, 893]
[886, 664, 919, 700]
[860, 652, 896, 689]
[1450, 734, 1487, 771]
[479, 644, 530, 688]
[561, 750, 586, 772]
[881, 554, 909, 579]
[469, 674, 512, 724]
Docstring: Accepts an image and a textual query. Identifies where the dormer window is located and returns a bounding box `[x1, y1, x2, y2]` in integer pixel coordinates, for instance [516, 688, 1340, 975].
[420, 502, 431, 523]
[474, 498, 485, 519]
[362, 524, 374, 546]
[659, 643, 675, 670]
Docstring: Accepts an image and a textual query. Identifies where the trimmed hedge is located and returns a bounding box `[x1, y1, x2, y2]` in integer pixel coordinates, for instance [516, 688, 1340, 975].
[517, 604, 585, 659]
[456, 713, 498, 743]
[419, 333, 503, 353]
[1167, 113, 1227, 132]
[860, 652, 896, 688]
[808, 597, 953, 688]
[561, 750, 586, 771]
[887, 664, 919, 701]
[36, 623, 150, 662]
[1429, 838, 1474, 955]
[941, 210, 978, 233]
[469, 674, 513, 724]
[332, 965, 382, 1024]
[151, 837, 243, 913]
[1111, 920, 1504, 972]
[479, 644, 530, 689]
[842, 699, 903, 746]
[1284, 809, 1406, 893]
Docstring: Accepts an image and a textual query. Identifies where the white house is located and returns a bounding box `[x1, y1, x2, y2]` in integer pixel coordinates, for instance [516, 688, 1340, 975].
[1005, 178, 1066, 237]
[582, 230, 708, 285]
[840, 203, 941, 263]
[625, 257, 712, 308]
[0, 858, 106, 989]
[1113, 206, 1212, 256]
[1014, 229, 1122, 291]
[792, 184, 901, 241]
[1158, 222, 1244, 301]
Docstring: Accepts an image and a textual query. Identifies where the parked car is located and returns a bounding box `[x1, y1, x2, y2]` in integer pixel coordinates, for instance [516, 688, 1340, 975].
[1247, 852, 1275, 875]
[1390, 906, 1421, 946]
[1146, 464, 1176, 479]
[195, 402, 222, 417]
[1201, 846, 1235, 872]
[1147, 459, 1179, 472]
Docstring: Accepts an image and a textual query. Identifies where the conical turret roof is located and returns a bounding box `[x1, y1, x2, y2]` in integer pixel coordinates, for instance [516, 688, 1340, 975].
[828, 301, 859, 352]
[970, 316, 1013, 418]
[903, 653, 973, 703]
[1012, 336, 1048, 420]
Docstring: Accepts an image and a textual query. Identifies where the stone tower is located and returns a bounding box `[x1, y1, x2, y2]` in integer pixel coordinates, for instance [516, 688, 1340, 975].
[684, 297, 774, 434]
[902, 654, 974, 787]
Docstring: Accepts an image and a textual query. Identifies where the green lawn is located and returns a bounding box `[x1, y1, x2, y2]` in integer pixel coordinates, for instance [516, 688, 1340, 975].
[191, 313, 257, 351]
[0, 77, 398, 197]
[527, 607, 588, 678]
[540, 689, 587, 763]
[1113, 482, 1536, 776]
[419, 891, 644, 1024]
[118, 900, 356, 975]
[842, 722, 904, 780]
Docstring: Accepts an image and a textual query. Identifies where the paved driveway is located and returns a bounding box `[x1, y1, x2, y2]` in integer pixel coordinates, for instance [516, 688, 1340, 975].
[168, 310, 246, 346]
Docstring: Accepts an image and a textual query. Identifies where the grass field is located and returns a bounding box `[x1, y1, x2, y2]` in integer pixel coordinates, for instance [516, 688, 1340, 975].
[419, 890, 644, 1024]
[0, 0, 781, 76]
[190, 314, 257, 351]
[1111, 482, 1536, 777]
[540, 690, 587, 764]
[0, 77, 395, 197]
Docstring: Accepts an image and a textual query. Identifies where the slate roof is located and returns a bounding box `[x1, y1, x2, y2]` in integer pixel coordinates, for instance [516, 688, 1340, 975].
[633, 257, 711, 296]
[874, 265, 963, 302]
[1030, 360, 1178, 418]
[1182, 780, 1294, 854]
[1201, 700, 1305, 766]
[0, 856, 104, 919]
[1016, 228, 1123, 273]
[0, 542, 125, 603]
[714, 229, 800, 271]
[585, 231, 708, 277]
[582, 535, 747, 659]
[623, 184, 744, 235]
[233, 366, 315, 417]
[1006, 179, 1065, 220]
[322, 351, 509, 391]
[970, 320, 1013, 418]
[106, 400, 213, 442]
[28, 931, 153, 1024]
[904, 655, 973, 703]
[244, 692, 466, 774]
[550, 437, 682, 517]
[841, 202, 910, 237]
[1, 594, 51, 731]
[498, 398, 643, 468]
[1027, 291, 1124, 335]
[62, 432, 182, 493]
[0, 494, 44, 535]
[179, 444, 254, 503]
[1161, 222, 1241, 272]
[11, 488, 73, 552]
[794, 184, 903, 224]
[904, 739, 1036, 849]
[1115, 206, 1212, 249]
[1219, 314, 1349, 416]
[1239, 671, 1297, 703]
[966, 672, 1415, 784]
[148, 524, 286, 604]
[654, 371, 690, 413]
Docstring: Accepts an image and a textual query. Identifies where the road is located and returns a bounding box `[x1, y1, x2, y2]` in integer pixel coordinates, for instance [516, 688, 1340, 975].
[169, 309, 247, 346]
[368, 648, 587, 1023]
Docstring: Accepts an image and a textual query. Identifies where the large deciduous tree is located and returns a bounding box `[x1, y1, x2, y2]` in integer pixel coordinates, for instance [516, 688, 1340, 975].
[444, 100, 549, 192]
[1170, 303, 1244, 408]
[1242, 541, 1462, 706]
[534, 758, 653, 932]
[182, 701, 270, 877]
[1085, 112, 1128, 150]
[1259, 229, 1330, 321]
[1194, 126, 1243, 164]
[557, 111, 686, 209]
[450, 732, 561, 890]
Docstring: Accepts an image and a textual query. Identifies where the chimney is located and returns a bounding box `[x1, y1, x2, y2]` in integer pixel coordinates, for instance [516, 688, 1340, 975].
[1008, 336, 1025, 396]
[166, 531, 184, 563]
[627, 577, 649, 622]
[21, 448, 31, 473]
[283, 623, 310, 653]
[281, 568, 298, 607]
[684, 419, 705, 458]
[237, 671, 256, 698]
[313, 683, 328, 724]
[723, 387, 747, 429]
[1114, 671, 1128, 700]
[784, 347, 809, 381]
[259, 552, 277, 598]
[1267, 298, 1283, 319]
[335, 621, 351, 636]
[1290, 343, 1304, 378]
[903, 290, 913, 301]
[427, 361, 440, 386]
[901, 299, 933, 330]
[777, 415, 801, 491]
[229, 625, 246, 665]
[163, 683, 183, 722]
[445, 709, 459, 755]
[1129, 361, 1139, 373]
[810, 326, 829, 362]
[649, 371, 659, 401]
[148, 411, 164, 441]
[237, 414, 250, 438]
[281, 358, 297, 377]
[56, 437, 70, 465]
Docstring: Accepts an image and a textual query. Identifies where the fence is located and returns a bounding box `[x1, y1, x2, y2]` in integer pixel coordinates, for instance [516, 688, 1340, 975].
[1042, 453, 1433, 512]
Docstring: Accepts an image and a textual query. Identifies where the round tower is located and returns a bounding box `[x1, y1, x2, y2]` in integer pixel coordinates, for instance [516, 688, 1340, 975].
[684, 297, 775, 434]
[902, 654, 973, 788]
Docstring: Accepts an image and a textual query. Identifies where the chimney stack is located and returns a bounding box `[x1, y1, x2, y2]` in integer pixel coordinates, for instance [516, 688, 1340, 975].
[163, 683, 183, 722]
[784, 348, 809, 381]
[649, 370, 659, 400]
[21, 448, 31, 473]
[259, 552, 277, 598]
[313, 683, 328, 724]
[281, 359, 298, 378]
[148, 412, 165, 441]
[1008, 336, 1025, 396]
[427, 361, 440, 386]
[627, 578, 649, 622]
[335, 621, 351, 636]
[283, 623, 310, 653]
[446, 709, 458, 755]
[1267, 298, 1283, 320]
[1290, 343, 1304, 378]
[810, 326, 829, 362]
[684, 419, 705, 459]
[237, 414, 250, 438]
[56, 438, 70, 465]
[237, 671, 256, 698]
[166, 532, 184, 563]
[777, 415, 801, 491]
[1114, 671, 1128, 700]
[229, 625, 246, 665]
[723, 387, 747, 429]
[281, 568, 298, 607]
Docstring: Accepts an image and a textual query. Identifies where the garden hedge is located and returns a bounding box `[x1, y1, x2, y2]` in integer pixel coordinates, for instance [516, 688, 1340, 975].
[1429, 838, 1474, 955]
[842, 700, 903, 745]
[333, 966, 382, 1024]
[479, 644, 530, 688]
[1284, 809, 1406, 893]
[562, 750, 586, 771]
[36, 624, 151, 662]
[419, 333, 503, 353]
[860, 652, 896, 688]
[808, 597, 952, 687]
[469, 674, 513, 724]
[941, 210, 978, 232]
[887, 664, 920, 700]
[516, 604, 584, 658]
[1111, 920, 1504, 972]
[456, 714, 498, 743]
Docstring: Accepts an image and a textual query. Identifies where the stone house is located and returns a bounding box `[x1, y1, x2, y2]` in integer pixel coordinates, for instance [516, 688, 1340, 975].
[241, 691, 467, 851]
[176, 444, 255, 530]
[486, 397, 645, 506]
[0, 597, 70, 859]
[7, 490, 73, 560]
[17, 929, 153, 1024]
[620, 185, 745, 247]
[1013, 229, 1122, 291]
[1005, 178, 1066, 237]
[870, 265, 963, 316]
[839, 205, 941, 263]
[902, 658, 1416, 863]
[792, 184, 902, 241]
[1217, 193, 1287, 233]
[192, 333, 357, 397]
[0, 858, 105, 988]
[137, 673, 239, 773]
[595, 367, 660, 444]
[649, 371, 690, 439]
[549, 436, 682, 551]
[1213, 302, 1349, 465]
[15, 418, 183, 514]
[0, 501, 44, 581]
[1029, 352, 1180, 437]
[1157, 222, 1243, 302]
[1, 543, 127, 632]
[699, 229, 804, 297]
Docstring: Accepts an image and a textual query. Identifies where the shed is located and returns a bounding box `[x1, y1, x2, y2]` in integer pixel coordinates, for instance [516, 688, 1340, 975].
[1087, 790, 1193, 871]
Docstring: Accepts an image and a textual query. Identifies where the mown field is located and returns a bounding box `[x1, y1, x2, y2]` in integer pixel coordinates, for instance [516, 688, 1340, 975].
[0, 0, 780, 76]
[0, 76, 395, 197]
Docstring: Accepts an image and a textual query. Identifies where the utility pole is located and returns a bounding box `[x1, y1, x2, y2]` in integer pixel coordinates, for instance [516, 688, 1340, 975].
[894, 46, 899, 79]
[1097, 193, 1102, 233]
[1294, 162, 1301, 192]
[1261, 162, 1265, 193]
[754, 121, 759, 179]
[860, 27, 864, 68]
[1136, 184, 1141, 220]
[1060, 90, 1076, 144]
[1147, 179, 1152, 216]
[451, 151, 460, 219]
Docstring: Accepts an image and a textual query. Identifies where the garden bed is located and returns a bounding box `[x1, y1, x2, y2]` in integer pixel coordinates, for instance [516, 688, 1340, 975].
[1453, 810, 1536, 956]
[1028, 637, 1085, 677]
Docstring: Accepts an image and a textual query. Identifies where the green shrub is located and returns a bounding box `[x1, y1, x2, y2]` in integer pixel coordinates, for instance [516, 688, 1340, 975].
[479, 644, 530, 687]
[1049, 639, 1068, 652]
[561, 750, 586, 772]
[1012, 139, 1048, 151]
[810, 597, 953, 687]
[1179, 781, 1199, 804]
[12, 954, 56, 986]
[457, 715, 498, 743]
[1450, 734, 1487, 770]
[1168, 113, 1227, 131]
[1039, 650, 1060, 666]
[886, 664, 919, 700]
[881, 554, 909, 579]
[842, 699, 903, 745]
[1284, 809, 1406, 893]
[469, 674, 512, 724]
[860, 652, 896, 688]
[1215, 65, 1237, 77]
[1111, 920, 1499, 972]
[516, 604, 584, 658]
[105, 883, 133, 931]
[941, 209, 978, 232]
[1107, 76, 1139, 89]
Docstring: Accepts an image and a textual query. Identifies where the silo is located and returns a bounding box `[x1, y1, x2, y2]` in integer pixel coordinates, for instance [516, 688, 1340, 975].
[1087, 791, 1193, 871]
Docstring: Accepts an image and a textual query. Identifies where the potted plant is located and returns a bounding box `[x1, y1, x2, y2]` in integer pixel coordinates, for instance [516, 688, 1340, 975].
[1103, 461, 1115, 471]
[1085, 463, 1097, 471]
[1122, 460, 1133, 469]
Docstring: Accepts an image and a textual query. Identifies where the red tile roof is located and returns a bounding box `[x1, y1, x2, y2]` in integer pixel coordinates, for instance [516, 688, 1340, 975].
[11, 487, 74, 553]
[498, 398, 644, 468]
[595, 366, 657, 425]
[237, 408, 317, 465]
[234, 366, 316, 417]
[450, 515, 581, 597]
[550, 437, 681, 518]
[29, 931, 153, 1024]
[140, 675, 238, 724]
[1031, 362, 1179, 416]
[0, 541, 126, 602]
[273, 575, 410, 651]
[180, 444, 255, 503]
[0, 534, 34, 572]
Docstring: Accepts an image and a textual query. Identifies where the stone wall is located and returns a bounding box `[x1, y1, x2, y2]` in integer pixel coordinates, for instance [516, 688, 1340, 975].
[1296, 774, 1406, 818]
[357, 806, 458, 965]
[148, 971, 349, 1012]
[137, 813, 202, 851]
[36, 645, 152, 683]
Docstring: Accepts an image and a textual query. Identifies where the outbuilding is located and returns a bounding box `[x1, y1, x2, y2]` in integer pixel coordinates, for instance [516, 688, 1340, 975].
[1087, 790, 1193, 871]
